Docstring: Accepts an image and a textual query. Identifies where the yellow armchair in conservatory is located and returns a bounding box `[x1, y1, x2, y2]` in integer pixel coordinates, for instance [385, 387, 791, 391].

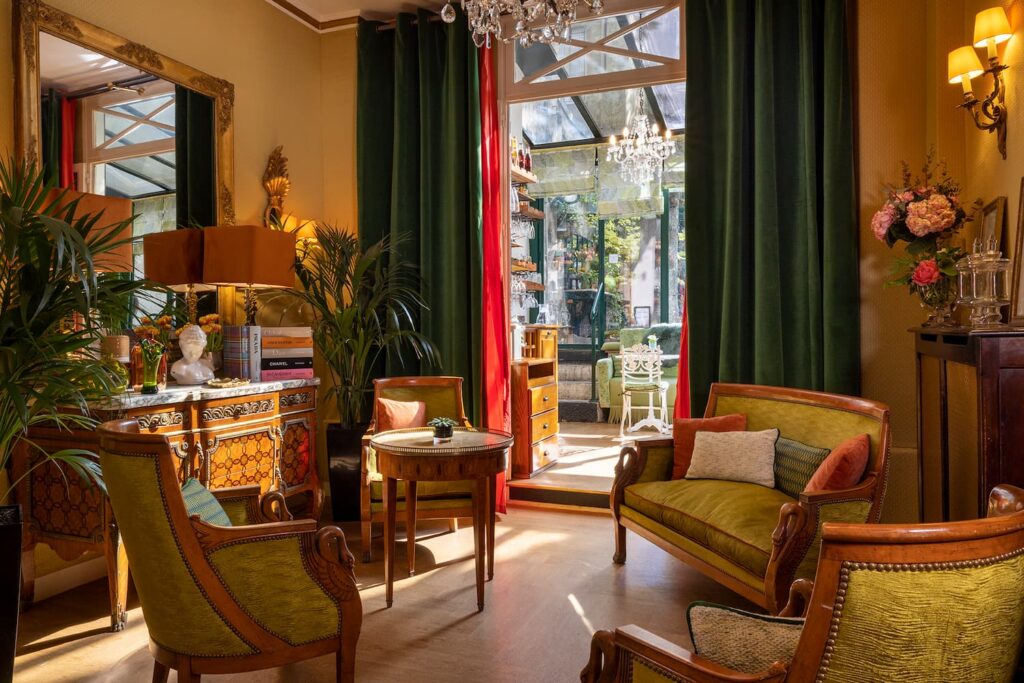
[97, 420, 362, 683]
[360, 376, 474, 562]
[582, 484, 1024, 683]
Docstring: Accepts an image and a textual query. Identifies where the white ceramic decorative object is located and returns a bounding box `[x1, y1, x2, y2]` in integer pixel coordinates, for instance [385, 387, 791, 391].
[171, 325, 215, 385]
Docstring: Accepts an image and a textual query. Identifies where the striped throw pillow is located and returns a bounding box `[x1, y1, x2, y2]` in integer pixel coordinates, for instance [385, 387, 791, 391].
[774, 437, 831, 498]
[181, 478, 232, 526]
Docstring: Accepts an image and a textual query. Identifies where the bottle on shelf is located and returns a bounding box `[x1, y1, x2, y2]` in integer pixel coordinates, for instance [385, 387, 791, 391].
[511, 136, 519, 168]
[525, 145, 533, 172]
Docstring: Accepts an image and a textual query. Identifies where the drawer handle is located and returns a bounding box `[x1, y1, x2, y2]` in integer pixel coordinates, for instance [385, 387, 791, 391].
[543, 396, 550, 402]
[543, 423, 549, 430]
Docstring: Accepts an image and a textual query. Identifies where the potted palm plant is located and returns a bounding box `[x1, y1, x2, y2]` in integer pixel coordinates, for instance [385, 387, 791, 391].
[287, 224, 439, 520]
[0, 159, 154, 680]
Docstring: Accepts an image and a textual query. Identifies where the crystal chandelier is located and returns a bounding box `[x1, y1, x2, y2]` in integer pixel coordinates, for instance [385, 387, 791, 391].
[607, 90, 676, 186]
[441, 0, 605, 48]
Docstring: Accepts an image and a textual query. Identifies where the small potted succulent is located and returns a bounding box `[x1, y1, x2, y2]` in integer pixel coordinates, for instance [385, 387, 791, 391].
[428, 417, 459, 444]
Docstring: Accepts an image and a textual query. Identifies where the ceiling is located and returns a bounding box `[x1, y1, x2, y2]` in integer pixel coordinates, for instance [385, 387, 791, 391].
[39, 32, 149, 93]
[267, 0, 443, 25]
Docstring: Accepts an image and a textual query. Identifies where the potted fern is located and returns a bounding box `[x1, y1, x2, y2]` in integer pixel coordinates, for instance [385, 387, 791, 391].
[287, 224, 438, 520]
[0, 159, 154, 679]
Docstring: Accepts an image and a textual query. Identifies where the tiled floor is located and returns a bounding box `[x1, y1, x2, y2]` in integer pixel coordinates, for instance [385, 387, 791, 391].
[14, 508, 753, 682]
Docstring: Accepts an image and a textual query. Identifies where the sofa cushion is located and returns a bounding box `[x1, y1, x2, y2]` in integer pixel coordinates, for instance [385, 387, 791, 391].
[671, 413, 747, 479]
[377, 398, 427, 432]
[774, 437, 831, 498]
[805, 433, 870, 492]
[181, 478, 232, 527]
[687, 429, 780, 488]
[624, 479, 794, 577]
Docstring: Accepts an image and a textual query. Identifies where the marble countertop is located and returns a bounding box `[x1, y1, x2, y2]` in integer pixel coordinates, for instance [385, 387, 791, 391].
[93, 377, 321, 411]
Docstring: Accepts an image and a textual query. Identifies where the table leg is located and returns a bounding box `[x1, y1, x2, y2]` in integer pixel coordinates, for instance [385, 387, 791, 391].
[406, 480, 418, 576]
[472, 477, 486, 611]
[384, 476, 397, 608]
[487, 473, 496, 581]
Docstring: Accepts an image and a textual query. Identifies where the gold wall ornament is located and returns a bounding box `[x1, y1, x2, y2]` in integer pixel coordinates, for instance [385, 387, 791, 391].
[262, 146, 291, 227]
[113, 41, 164, 70]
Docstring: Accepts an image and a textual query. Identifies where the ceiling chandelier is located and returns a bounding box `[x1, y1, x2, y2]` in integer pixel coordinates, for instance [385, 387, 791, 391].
[441, 0, 605, 48]
[607, 89, 676, 186]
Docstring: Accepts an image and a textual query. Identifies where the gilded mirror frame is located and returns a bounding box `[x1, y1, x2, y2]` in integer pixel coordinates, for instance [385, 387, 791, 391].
[12, 0, 236, 224]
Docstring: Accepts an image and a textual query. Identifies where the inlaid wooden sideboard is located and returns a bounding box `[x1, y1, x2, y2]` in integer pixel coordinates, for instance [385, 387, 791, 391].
[12, 378, 321, 630]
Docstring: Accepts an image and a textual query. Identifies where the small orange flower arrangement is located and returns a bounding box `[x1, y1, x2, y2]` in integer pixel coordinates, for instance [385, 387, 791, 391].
[199, 314, 223, 352]
[134, 315, 175, 343]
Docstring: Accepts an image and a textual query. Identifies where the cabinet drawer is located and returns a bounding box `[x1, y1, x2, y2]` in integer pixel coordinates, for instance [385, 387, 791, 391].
[529, 383, 557, 415]
[530, 408, 558, 443]
[198, 393, 277, 427]
[531, 436, 560, 472]
[131, 407, 188, 434]
[279, 387, 316, 414]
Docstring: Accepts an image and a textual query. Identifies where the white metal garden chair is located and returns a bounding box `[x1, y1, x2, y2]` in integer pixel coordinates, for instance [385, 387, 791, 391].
[619, 343, 670, 437]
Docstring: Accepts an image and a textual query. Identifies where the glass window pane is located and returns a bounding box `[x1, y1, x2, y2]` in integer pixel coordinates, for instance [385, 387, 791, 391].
[578, 88, 659, 138]
[522, 97, 592, 145]
[113, 153, 176, 191]
[541, 193, 602, 346]
[151, 102, 176, 127]
[666, 189, 686, 324]
[653, 81, 685, 131]
[103, 163, 163, 198]
[606, 8, 680, 59]
[108, 123, 175, 147]
[534, 51, 661, 83]
[109, 94, 172, 117]
[604, 214, 662, 335]
[99, 112, 134, 144]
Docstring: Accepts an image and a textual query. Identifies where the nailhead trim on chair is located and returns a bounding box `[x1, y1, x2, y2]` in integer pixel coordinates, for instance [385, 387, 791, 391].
[623, 653, 690, 683]
[815, 547, 1024, 681]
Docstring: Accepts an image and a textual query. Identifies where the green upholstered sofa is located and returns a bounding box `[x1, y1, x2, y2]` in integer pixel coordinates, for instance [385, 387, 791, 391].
[596, 323, 682, 422]
[610, 383, 891, 613]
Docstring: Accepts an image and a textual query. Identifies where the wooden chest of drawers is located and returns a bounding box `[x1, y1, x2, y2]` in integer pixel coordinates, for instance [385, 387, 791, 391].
[511, 359, 560, 478]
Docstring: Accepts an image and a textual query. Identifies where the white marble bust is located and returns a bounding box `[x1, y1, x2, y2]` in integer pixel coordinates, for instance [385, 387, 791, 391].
[171, 324, 215, 385]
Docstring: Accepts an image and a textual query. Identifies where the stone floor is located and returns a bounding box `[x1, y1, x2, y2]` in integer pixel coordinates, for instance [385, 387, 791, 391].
[14, 508, 754, 682]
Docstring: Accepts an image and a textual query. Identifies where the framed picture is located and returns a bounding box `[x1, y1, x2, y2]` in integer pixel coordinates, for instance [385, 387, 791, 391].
[634, 306, 651, 328]
[980, 196, 1007, 251]
[1011, 180, 1024, 325]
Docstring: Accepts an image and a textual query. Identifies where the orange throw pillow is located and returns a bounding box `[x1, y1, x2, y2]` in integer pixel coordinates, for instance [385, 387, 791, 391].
[671, 414, 747, 480]
[804, 434, 870, 493]
[377, 398, 427, 432]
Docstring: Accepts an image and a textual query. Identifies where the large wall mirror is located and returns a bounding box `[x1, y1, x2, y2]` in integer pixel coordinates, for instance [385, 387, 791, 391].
[13, 0, 235, 288]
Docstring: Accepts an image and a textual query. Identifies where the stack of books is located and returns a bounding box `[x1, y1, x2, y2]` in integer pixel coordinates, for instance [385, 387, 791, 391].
[223, 325, 261, 381]
[261, 327, 314, 380]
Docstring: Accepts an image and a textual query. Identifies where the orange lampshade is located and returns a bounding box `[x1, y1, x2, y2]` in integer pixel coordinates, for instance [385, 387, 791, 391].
[144, 229, 205, 289]
[202, 225, 296, 288]
[47, 189, 133, 272]
[974, 7, 1012, 48]
[948, 45, 985, 83]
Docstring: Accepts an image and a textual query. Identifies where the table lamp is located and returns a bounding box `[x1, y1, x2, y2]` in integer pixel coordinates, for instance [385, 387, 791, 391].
[202, 225, 296, 325]
[143, 229, 214, 325]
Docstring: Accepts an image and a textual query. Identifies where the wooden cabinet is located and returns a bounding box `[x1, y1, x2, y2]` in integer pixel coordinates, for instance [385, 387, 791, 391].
[13, 379, 321, 630]
[524, 324, 559, 364]
[914, 329, 1024, 521]
[512, 359, 560, 478]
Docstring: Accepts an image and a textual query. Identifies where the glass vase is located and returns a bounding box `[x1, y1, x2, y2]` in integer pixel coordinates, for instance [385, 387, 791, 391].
[918, 277, 957, 328]
[130, 343, 168, 392]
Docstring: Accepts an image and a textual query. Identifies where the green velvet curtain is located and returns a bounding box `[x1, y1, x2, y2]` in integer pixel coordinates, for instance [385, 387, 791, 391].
[685, 0, 859, 414]
[175, 85, 216, 228]
[357, 12, 484, 423]
[40, 89, 61, 186]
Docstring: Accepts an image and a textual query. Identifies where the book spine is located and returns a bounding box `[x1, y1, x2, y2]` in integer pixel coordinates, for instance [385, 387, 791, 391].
[261, 357, 314, 370]
[261, 327, 312, 337]
[249, 326, 261, 382]
[261, 336, 314, 349]
[260, 368, 315, 381]
[261, 346, 314, 359]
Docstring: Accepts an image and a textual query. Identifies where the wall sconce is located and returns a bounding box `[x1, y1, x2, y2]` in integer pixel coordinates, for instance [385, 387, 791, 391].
[948, 6, 1012, 159]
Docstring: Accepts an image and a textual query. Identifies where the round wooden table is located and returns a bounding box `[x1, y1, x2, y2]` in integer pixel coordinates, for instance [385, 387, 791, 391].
[370, 428, 513, 611]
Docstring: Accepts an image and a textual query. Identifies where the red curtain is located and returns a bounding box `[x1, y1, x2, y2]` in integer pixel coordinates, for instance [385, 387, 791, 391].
[674, 292, 691, 419]
[478, 45, 511, 513]
[59, 98, 76, 189]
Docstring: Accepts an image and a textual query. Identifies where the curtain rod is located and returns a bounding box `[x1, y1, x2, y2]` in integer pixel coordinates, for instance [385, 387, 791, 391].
[376, 13, 443, 31]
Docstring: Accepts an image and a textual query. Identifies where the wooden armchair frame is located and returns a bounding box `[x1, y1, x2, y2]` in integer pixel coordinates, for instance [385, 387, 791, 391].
[360, 376, 474, 562]
[586, 485, 1024, 682]
[611, 383, 891, 612]
[97, 420, 362, 683]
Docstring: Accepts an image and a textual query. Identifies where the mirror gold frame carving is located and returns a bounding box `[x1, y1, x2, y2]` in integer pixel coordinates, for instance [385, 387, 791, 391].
[12, 0, 236, 225]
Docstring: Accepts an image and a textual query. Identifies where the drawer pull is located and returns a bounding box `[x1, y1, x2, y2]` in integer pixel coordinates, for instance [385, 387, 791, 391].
[543, 396, 550, 402]
[543, 423, 549, 430]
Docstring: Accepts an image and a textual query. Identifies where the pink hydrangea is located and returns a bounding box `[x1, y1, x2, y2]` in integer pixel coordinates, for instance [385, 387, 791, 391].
[871, 203, 897, 241]
[898, 191, 915, 203]
[906, 194, 956, 237]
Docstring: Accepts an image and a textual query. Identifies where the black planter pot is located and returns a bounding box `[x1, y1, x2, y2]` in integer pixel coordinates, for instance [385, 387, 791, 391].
[327, 423, 368, 522]
[0, 504, 22, 683]
[433, 424, 454, 441]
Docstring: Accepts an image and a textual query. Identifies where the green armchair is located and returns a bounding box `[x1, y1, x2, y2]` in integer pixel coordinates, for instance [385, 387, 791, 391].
[584, 484, 1024, 682]
[97, 420, 361, 683]
[596, 324, 682, 423]
[360, 376, 474, 563]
